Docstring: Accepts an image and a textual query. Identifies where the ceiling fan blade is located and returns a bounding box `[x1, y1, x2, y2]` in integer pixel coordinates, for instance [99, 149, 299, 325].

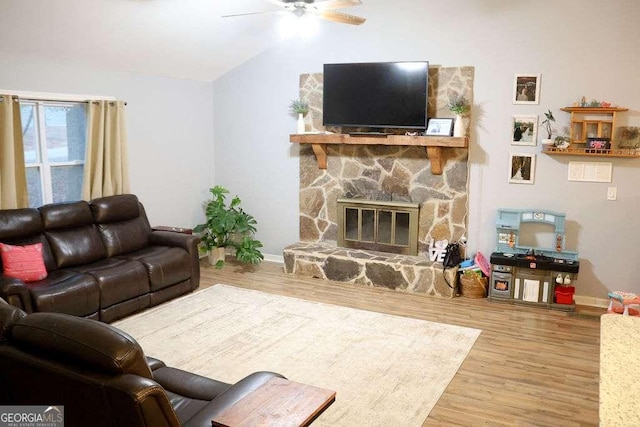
[313, 0, 363, 11]
[319, 10, 366, 25]
[222, 10, 282, 18]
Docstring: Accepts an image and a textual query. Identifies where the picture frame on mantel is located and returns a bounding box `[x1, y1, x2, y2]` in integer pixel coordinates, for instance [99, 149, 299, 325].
[509, 153, 535, 184]
[425, 118, 454, 136]
[511, 115, 538, 146]
[513, 74, 541, 105]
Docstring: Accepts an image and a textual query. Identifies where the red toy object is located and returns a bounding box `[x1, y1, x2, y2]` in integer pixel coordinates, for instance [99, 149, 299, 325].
[555, 286, 575, 305]
[607, 291, 640, 316]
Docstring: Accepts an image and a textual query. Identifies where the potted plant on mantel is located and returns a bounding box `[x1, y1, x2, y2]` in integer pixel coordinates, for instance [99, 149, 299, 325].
[193, 186, 264, 268]
[290, 99, 309, 134]
[448, 94, 470, 137]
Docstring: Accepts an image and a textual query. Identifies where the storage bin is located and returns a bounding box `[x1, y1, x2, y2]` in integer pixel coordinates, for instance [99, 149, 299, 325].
[554, 286, 575, 304]
[460, 275, 488, 298]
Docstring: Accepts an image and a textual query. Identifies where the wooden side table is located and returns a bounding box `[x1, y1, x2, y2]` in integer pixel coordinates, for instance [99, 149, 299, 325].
[211, 377, 335, 427]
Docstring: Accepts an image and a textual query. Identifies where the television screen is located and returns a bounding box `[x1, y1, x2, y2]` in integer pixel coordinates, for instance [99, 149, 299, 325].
[322, 61, 429, 130]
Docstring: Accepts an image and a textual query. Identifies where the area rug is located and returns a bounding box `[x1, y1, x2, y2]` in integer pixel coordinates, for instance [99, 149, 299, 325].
[114, 284, 481, 426]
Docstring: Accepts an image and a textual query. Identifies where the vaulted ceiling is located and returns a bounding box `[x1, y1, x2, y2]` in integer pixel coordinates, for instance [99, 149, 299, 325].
[0, 0, 363, 82]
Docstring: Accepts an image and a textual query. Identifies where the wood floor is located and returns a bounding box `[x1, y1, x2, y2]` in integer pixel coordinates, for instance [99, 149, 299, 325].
[200, 260, 602, 426]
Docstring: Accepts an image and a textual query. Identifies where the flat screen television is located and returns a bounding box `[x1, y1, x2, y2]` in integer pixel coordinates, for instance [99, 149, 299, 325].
[322, 61, 429, 130]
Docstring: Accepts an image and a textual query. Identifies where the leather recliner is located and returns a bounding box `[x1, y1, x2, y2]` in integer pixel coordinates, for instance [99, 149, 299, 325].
[0, 297, 285, 426]
[0, 194, 200, 323]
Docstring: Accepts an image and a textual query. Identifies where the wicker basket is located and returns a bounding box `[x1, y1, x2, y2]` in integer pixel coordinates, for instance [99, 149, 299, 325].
[459, 275, 488, 298]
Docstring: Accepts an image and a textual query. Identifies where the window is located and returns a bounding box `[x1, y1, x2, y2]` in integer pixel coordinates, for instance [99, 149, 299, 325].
[20, 101, 87, 207]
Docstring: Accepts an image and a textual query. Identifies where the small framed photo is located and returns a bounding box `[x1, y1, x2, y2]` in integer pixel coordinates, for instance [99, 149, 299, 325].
[509, 153, 535, 184]
[425, 118, 454, 136]
[512, 115, 538, 146]
[513, 74, 541, 105]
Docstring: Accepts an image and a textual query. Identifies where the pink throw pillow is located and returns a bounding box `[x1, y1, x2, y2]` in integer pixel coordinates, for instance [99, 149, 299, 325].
[0, 242, 48, 282]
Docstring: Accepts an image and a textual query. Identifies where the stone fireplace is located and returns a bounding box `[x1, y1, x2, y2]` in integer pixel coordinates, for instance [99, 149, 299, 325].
[283, 66, 473, 297]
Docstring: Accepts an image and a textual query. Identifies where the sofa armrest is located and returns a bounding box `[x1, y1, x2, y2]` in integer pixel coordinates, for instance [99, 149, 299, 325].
[0, 276, 33, 313]
[149, 231, 200, 252]
[151, 365, 231, 401]
[149, 231, 201, 290]
[181, 371, 286, 427]
[106, 374, 181, 427]
[146, 356, 166, 371]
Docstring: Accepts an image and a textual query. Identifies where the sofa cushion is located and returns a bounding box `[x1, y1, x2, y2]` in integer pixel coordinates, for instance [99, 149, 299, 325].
[0, 242, 48, 282]
[0, 208, 57, 272]
[120, 247, 191, 291]
[27, 270, 100, 317]
[40, 200, 94, 230]
[97, 219, 150, 257]
[90, 194, 141, 224]
[0, 208, 42, 240]
[91, 195, 151, 257]
[70, 258, 150, 308]
[40, 201, 108, 268]
[10, 312, 152, 379]
[45, 225, 108, 268]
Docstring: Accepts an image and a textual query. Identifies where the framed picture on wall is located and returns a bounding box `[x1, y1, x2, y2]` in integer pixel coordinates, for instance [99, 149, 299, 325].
[511, 115, 538, 146]
[425, 118, 454, 136]
[509, 153, 536, 184]
[513, 74, 541, 105]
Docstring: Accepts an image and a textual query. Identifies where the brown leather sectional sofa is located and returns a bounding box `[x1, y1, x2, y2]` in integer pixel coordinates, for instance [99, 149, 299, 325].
[0, 297, 285, 426]
[0, 194, 200, 323]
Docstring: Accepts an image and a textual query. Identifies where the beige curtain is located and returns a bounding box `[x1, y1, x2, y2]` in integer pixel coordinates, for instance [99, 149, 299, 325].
[82, 100, 130, 200]
[0, 95, 28, 209]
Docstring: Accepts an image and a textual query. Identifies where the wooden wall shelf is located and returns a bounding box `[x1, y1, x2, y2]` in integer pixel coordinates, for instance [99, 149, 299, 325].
[542, 147, 640, 158]
[289, 133, 468, 175]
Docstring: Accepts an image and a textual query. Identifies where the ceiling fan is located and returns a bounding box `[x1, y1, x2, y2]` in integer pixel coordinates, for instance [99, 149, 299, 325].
[223, 0, 366, 26]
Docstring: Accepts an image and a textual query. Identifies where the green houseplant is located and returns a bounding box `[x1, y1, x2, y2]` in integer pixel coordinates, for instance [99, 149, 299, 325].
[193, 186, 264, 268]
[289, 99, 309, 116]
[447, 94, 470, 115]
[290, 99, 309, 134]
[448, 94, 470, 137]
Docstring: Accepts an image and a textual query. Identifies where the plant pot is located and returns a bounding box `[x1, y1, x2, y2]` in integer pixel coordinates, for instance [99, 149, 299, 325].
[453, 114, 465, 137]
[297, 113, 305, 134]
[541, 138, 554, 149]
[207, 247, 226, 267]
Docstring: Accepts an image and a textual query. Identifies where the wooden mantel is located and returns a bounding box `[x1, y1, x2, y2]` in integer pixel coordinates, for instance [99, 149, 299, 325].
[290, 133, 468, 175]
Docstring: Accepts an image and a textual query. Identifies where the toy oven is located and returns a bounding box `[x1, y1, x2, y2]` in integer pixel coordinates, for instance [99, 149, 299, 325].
[489, 265, 513, 299]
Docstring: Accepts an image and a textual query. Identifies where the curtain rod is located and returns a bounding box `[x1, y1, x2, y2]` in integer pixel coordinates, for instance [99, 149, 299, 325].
[0, 96, 127, 105]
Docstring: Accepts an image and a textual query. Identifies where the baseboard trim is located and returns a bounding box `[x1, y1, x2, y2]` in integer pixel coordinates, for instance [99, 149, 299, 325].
[263, 253, 284, 264]
[574, 295, 609, 308]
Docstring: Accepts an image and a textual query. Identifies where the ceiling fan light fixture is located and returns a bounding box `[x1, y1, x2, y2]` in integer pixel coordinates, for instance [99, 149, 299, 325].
[278, 10, 320, 39]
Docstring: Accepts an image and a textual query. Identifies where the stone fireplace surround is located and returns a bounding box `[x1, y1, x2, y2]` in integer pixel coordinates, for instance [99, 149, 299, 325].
[283, 66, 473, 297]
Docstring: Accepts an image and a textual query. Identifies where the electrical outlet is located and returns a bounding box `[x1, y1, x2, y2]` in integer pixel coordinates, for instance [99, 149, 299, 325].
[607, 187, 617, 201]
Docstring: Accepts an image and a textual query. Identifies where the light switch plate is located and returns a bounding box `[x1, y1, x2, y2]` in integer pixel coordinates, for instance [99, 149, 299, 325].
[607, 187, 617, 200]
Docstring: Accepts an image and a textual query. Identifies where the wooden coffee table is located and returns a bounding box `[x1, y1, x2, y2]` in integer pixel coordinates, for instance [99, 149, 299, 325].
[211, 377, 336, 427]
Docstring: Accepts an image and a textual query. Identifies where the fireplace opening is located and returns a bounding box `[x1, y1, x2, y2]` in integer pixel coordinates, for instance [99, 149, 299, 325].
[337, 198, 419, 255]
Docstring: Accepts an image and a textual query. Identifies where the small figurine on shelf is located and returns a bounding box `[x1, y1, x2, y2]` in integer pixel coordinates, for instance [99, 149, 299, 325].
[554, 136, 570, 149]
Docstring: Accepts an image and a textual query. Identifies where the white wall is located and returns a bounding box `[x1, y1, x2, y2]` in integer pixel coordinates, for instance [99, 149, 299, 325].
[213, 0, 640, 299]
[0, 57, 215, 229]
